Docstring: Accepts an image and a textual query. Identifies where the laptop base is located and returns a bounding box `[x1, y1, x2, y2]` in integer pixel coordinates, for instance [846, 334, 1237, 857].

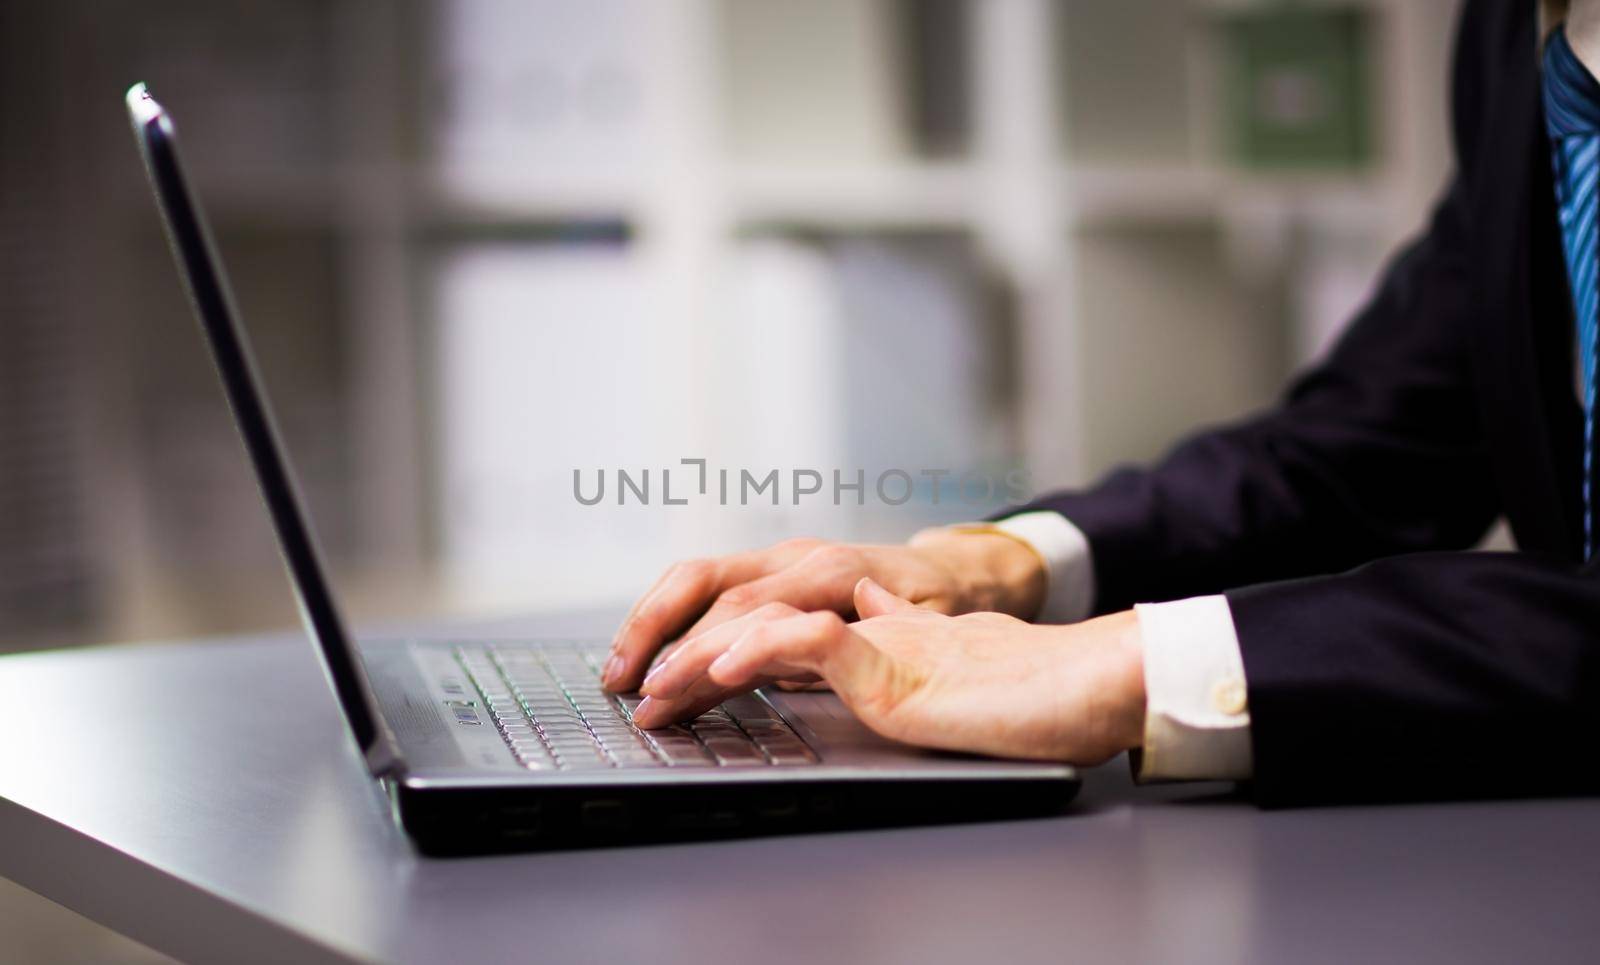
[389, 775, 1080, 856]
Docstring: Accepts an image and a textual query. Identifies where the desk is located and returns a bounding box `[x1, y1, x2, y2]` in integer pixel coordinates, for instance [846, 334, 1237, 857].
[1, 614, 1597, 964]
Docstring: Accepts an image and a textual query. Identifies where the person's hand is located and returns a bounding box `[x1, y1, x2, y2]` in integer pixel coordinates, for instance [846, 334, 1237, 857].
[602, 530, 1047, 692]
[629, 578, 1145, 765]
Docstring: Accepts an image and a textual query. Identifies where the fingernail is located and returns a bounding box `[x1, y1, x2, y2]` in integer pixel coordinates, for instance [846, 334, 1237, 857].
[634, 696, 657, 726]
[602, 654, 622, 685]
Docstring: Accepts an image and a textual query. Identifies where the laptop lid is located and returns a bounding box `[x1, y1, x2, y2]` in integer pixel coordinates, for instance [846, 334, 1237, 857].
[125, 83, 402, 778]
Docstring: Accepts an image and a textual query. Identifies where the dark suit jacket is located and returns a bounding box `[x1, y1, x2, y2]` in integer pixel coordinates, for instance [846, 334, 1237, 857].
[1005, 0, 1600, 806]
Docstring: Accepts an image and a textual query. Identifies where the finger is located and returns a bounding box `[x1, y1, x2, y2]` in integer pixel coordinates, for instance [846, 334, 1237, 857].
[705, 612, 897, 720]
[638, 602, 799, 700]
[673, 562, 858, 648]
[605, 550, 776, 690]
[606, 561, 713, 688]
[774, 678, 828, 691]
[631, 671, 782, 729]
[852, 577, 920, 620]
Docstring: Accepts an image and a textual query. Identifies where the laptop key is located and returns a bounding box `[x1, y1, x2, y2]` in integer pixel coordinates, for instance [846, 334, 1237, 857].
[548, 739, 602, 754]
[649, 742, 701, 757]
[747, 736, 795, 752]
[546, 744, 599, 759]
[707, 739, 761, 755]
[754, 733, 810, 751]
[755, 737, 805, 752]
[538, 726, 591, 740]
[740, 719, 788, 734]
[661, 754, 715, 767]
[519, 692, 566, 706]
[533, 713, 585, 727]
[537, 732, 589, 745]
[540, 715, 589, 728]
[646, 734, 698, 749]
[651, 742, 712, 763]
[722, 694, 782, 722]
[550, 743, 604, 759]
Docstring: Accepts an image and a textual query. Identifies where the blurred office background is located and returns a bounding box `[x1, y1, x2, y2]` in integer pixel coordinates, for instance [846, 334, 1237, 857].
[0, 0, 1459, 653]
[0, 0, 1458, 957]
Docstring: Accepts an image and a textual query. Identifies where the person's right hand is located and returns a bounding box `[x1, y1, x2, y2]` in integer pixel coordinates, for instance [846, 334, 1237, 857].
[626, 579, 1145, 766]
[600, 529, 1047, 692]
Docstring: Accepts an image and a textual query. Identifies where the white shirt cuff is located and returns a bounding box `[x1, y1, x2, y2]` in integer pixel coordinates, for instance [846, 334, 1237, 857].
[991, 511, 1095, 623]
[1133, 595, 1254, 781]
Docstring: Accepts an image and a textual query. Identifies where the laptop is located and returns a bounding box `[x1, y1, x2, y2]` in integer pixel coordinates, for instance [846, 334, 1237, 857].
[125, 83, 1078, 854]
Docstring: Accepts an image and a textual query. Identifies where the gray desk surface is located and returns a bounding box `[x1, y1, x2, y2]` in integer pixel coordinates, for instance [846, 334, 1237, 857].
[2, 612, 1598, 965]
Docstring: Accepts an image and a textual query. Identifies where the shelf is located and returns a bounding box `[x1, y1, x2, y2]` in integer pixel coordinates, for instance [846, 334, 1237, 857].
[410, 159, 1391, 234]
[1067, 164, 1225, 226]
[725, 161, 977, 230]
[122, 147, 1397, 237]
[1065, 162, 1389, 229]
[414, 164, 647, 226]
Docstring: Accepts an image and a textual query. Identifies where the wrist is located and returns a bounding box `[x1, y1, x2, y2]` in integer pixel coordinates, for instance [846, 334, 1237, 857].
[908, 527, 1047, 619]
[1042, 610, 1146, 759]
[1100, 610, 1147, 752]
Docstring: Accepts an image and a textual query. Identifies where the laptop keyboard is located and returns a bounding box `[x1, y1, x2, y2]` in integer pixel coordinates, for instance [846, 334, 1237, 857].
[454, 644, 819, 771]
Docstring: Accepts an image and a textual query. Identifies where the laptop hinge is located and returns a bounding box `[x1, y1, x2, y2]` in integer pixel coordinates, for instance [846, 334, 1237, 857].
[365, 733, 406, 780]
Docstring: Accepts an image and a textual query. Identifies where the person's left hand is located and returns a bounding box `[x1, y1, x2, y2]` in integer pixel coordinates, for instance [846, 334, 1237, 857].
[630, 578, 1147, 765]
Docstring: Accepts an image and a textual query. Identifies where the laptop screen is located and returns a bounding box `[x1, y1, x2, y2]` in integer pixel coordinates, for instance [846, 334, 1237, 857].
[125, 83, 401, 778]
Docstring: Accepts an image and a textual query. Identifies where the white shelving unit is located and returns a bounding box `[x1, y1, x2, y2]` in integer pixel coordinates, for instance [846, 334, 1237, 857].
[410, 0, 1459, 613]
[32, 0, 1461, 640]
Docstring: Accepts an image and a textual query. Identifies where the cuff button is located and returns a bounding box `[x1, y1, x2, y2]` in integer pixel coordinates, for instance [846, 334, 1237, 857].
[1211, 677, 1248, 716]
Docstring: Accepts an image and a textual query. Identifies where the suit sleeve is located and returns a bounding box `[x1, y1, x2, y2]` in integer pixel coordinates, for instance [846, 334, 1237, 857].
[1227, 551, 1600, 806]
